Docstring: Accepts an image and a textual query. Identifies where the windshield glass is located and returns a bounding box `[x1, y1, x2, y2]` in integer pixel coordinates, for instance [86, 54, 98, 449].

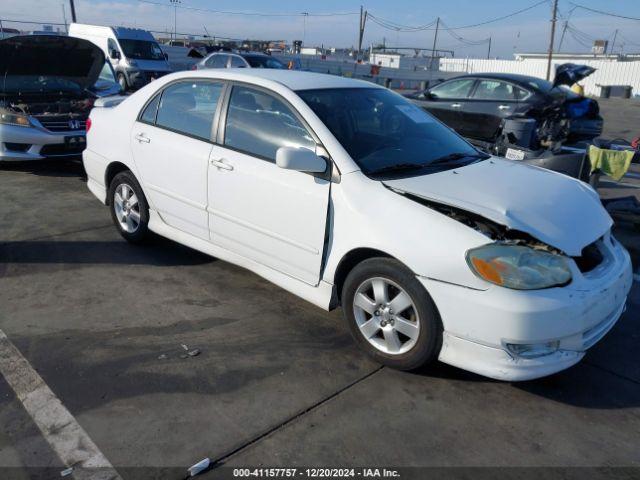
[244, 56, 285, 69]
[297, 88, 483, 177]
[97, 62, 117, 83]
[119, 39, 165, 60]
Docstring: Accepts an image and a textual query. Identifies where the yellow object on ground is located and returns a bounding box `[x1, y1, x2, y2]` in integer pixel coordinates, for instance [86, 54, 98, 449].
[571, 83, 584, 95]
[588, 145, 634, 181]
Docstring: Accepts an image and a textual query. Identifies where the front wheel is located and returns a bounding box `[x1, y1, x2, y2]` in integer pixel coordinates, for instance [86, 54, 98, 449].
[108, 171, 150, 243]
[342, 258, 443, 370]
[117, 73, 128, 91]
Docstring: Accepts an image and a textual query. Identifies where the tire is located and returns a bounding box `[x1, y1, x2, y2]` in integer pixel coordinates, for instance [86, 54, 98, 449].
[108, 171, 150, 244]
[342, 257, 443, 371]
[117, 73, 128, 91]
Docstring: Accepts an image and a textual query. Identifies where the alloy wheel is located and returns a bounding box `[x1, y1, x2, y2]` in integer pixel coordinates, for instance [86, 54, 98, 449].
[113, 183, 141, 233]
[352, 277, 420, 355]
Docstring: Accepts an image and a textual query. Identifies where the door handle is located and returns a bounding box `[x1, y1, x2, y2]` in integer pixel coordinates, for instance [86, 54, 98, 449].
[135, 133, 150, 143]
[498, 105, 511, 110]
[210, 158, 234, 171]
[451, 103, 462, 108]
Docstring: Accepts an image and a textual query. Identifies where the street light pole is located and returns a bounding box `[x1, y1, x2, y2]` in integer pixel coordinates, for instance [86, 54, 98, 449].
[170, 0, 181, 43]
[545, 0, 559, 81]
[301, 12, 309, 47]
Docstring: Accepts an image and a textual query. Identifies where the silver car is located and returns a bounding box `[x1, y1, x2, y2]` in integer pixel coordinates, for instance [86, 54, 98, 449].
[0, 35, 122, 162]
[192, 51, 286, 70]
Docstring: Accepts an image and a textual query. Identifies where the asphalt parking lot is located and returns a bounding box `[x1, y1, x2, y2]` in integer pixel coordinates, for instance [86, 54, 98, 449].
[1, 99, 640, 479]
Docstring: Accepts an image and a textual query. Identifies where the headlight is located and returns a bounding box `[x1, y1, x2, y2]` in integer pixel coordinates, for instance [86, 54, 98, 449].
[466, 243, 572, 290]
[0, 112, 30, 127]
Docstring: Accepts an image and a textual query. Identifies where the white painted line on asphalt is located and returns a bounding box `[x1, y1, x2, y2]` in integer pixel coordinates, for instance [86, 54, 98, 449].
[0, 329, 122, 480]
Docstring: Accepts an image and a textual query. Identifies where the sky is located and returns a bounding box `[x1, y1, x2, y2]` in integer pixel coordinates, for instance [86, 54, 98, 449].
[3, 0, 640, 58]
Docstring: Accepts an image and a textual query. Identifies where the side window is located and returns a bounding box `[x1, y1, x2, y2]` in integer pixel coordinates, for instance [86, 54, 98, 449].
[230, 56, 246, 68]
[224, 86, 316, 161]
[140, 93, 161, 124]
[472, 80, 516, 101]
[107, 38, 119, 56]
[155, 81, 223, 140]
[513, 86, 530, 100]
[430, 79, 475, 99]
[207, 55, 228, 68]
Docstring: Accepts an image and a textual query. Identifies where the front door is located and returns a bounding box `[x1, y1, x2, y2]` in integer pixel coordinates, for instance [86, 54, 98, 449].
[207, 85, 330, 285]
[418, 78, 476, 131]
[130, 79, 224, 239]
[461, 79, 523, 141]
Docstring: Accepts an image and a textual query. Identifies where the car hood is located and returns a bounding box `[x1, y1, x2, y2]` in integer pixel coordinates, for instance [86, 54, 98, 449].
[383, 158, 612, 256]
[0, 35, 105, 92]
[553, 63, 596, 88]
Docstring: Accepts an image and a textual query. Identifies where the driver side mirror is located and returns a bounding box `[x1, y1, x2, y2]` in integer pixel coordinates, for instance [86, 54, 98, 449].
[110, 49, 121, 60]
[276, 147, 326, 173]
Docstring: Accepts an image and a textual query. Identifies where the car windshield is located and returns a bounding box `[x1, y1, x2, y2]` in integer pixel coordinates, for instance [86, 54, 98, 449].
[244, 56, 285, 69]
[297, 88, 485, 177]
[119, 39, 165, 60]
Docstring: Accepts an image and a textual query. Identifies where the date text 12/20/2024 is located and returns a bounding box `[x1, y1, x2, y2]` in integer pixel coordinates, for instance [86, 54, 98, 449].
[232, 468, 401, 478]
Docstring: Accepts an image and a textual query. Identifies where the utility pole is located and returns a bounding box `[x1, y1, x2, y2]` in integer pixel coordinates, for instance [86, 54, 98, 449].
[610, 29, 618, 56]
[301, 12, 309, 46]
[170, 0, 181, 43]
[69, 0, 77, 22]
[430, 17, 440, 69]
[557, 20, 568, 53]
[61, 2, 68, 31]
[545, 0, 558, 81]
[357, 5, 368, 59]
[487, 36, 492, 59]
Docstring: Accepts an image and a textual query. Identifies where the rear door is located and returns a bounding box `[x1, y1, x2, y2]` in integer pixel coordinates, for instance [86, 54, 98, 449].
[207, 84, 330, 285]
[461, 79, 527, 141]
[130, 79, 224, 240]
[414, 78, 476, 130]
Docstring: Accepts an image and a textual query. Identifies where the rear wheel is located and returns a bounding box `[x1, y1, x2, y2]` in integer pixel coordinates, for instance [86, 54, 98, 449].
[108, 171, 150, 243]
[342, 258, 443, 370]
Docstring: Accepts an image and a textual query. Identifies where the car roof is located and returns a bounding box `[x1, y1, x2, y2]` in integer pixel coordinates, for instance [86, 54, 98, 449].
[447, 72, 551, 87]
[174, 69, 380, 91]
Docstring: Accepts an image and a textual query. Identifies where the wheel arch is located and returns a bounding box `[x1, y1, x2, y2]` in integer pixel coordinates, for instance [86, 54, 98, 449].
[104, 162, 131, 204]
[331, 247, 408, 309]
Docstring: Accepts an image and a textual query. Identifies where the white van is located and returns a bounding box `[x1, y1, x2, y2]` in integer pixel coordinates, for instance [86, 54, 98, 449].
[68, 23, 172, 91]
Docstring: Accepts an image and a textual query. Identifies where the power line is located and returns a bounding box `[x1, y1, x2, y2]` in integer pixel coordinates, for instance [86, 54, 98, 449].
[136, 0, 358, 17]
[569, 3, 640, 21]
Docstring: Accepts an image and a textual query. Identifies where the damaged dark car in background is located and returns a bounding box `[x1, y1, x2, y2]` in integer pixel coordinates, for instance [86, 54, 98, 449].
[406, 64, 602, 179]
[0, 35, 121, 162]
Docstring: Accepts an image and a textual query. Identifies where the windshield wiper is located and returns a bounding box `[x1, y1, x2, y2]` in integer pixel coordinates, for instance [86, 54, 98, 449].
[366, 163, 427, 175]
[429, 152, 489, 165]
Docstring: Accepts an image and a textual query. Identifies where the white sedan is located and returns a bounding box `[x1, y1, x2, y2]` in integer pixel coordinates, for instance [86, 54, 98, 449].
[83, 69, 633, 381]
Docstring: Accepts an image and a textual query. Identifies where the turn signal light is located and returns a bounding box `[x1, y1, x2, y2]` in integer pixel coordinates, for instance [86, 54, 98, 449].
[86, 117, 92, 132]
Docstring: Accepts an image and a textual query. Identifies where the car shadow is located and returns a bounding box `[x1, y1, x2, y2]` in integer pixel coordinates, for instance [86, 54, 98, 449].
[0, 159, 86, 178]
[0, 235, 214, 267]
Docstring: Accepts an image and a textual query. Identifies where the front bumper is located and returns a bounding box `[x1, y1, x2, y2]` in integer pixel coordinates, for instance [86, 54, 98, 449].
[125, 68, 170, 89]
[0, 123, 85, 161]
[420, 234, 633, 381]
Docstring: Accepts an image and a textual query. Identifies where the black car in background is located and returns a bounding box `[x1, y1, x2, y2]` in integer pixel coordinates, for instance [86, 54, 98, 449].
[405, 65, 602, 148]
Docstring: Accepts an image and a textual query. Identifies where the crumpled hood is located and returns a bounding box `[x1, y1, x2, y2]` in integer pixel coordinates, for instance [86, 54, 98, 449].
[0, 35, 105, 92]
[383, 158, 612, 256]
[553, 63, 596, 88]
